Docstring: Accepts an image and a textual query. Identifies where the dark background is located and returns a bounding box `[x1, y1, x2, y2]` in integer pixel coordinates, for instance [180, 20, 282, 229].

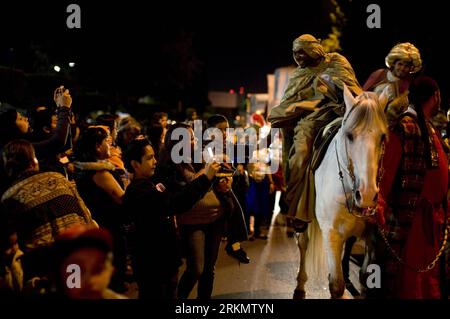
[0, 0, 447, 119]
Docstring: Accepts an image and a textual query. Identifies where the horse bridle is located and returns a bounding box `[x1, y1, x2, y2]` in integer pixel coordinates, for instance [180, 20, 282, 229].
[335, 103, 385, 218]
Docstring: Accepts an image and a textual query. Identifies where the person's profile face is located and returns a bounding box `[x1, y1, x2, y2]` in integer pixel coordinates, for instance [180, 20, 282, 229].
[392, 59, 413, 78]
[431, 89, 441, 116]
[188, 128, 197, 150]
[137, 145, 157, 178]
[96, 136, 111, 160]
[293, 49, 315, 68]
[159, 116, 168, 129]
[15, 112, 29, 134]
[214, 121, 229, 143]
[48, 115, 58, 132]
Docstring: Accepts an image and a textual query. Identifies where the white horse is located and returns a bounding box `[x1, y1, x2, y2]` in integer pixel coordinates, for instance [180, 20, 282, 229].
[294, 84, 388, 299]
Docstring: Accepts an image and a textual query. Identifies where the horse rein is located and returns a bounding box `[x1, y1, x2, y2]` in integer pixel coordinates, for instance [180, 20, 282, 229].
[336, 101, 360, 217]
[334, 125, 385, 219]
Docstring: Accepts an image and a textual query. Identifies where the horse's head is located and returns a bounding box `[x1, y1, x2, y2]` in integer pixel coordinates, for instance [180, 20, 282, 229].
[340, 84, 388, 208]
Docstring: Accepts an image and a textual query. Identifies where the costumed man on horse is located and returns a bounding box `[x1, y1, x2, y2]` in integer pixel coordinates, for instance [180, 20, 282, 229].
[268, 34, 362, 232]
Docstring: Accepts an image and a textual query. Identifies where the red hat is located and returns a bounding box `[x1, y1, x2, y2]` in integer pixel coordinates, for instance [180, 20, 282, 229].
[54, 225, 113, 257]
[250, 113, 265, 128]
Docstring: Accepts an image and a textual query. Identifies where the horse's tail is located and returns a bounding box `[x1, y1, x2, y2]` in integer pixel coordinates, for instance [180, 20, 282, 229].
[305, 218, 329, 287]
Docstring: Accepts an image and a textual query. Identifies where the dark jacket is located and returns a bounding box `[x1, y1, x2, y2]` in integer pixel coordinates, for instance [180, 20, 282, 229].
[32, 106, 72, 160]
[123, 173, 212, 295]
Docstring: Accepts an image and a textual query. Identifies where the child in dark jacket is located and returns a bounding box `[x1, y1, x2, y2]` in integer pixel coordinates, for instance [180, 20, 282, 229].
[123, 137, 219, 299]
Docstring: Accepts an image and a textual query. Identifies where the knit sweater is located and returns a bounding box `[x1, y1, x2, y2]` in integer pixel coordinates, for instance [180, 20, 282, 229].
[1, 171, 94, 251]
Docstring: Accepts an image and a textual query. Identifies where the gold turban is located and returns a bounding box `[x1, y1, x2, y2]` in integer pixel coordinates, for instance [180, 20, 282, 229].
[292, 34, 326, 61]
[385, 42, 422, 74]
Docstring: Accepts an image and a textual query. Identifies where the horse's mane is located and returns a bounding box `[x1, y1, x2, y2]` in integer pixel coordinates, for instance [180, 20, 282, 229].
[344, 92, 388, 134]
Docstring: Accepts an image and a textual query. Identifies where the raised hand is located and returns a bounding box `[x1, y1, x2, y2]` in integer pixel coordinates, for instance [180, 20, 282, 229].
[54, 86, 72, 108]
[205, 161, 221, 181]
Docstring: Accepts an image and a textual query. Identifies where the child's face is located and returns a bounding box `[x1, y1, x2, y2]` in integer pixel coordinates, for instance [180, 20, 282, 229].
[216, 177, 232, 193]
[135, 145, 157, 178]
[15, 112, 29, 134]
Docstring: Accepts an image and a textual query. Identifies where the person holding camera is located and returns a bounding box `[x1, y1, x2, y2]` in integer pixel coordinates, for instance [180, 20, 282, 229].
[0, 86, 73, 195]
[205, 114, 250, 263]
[123, 136, 220, 299]
[157, 122, 232, 299]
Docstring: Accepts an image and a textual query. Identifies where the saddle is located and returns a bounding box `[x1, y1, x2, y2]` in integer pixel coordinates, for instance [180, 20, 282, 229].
[311, 117, 342, 171]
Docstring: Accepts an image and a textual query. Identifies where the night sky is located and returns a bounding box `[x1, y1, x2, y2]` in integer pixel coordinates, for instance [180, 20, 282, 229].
[0, 0, 448, 114]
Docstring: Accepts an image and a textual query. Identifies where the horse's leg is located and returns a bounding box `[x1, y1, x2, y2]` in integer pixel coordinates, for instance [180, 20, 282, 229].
[293, 231, 309, 299]
[359, 224, 378, 298]
[323, 229, 345, 298]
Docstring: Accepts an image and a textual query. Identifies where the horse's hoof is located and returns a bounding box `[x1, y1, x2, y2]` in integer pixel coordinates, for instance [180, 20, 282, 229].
[293, 289, 306, 299]
[345, 282, 360, 297]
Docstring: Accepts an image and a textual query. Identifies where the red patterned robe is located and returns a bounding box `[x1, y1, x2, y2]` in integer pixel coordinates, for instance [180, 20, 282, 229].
[377, 113, 448, 298]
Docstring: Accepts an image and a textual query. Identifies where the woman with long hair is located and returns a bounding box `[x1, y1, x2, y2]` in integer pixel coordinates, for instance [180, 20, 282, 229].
[157, 123, 227, 299]
[73, 126, 128, 292]
[0, 87, 72, 194]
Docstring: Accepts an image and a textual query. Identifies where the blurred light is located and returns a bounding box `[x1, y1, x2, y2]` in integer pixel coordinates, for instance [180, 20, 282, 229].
[235, 115, 241, 121]
[255, 110, 262, 115]
[260, 125, 271, 138]
[229, 89, 235, 94]
[116, 111, 131, 120]
[54, 65, 61, 72]
[69, 62, 75, 67]
[239, 86, 245, 94]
